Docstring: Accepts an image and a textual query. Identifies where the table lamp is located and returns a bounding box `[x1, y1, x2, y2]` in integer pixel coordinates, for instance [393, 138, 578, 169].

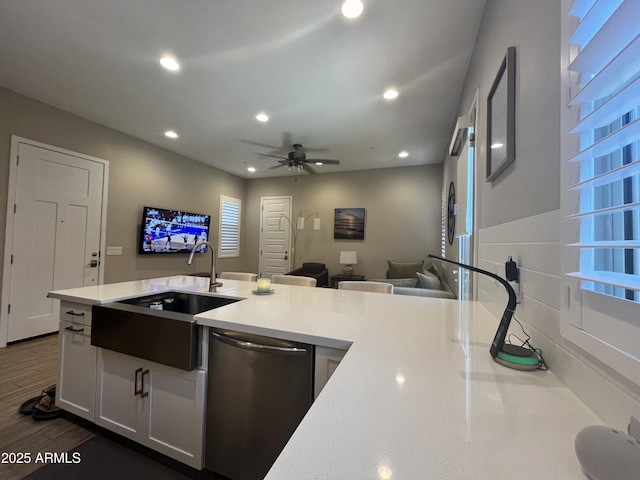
[427, 254, 539, 370]
[340, 251, 358, 276]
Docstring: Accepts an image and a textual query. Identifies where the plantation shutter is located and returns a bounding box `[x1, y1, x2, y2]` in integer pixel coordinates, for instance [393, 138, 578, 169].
[566, 0, 640, 296]
[561, 0, 640, 385]
[219, 196, 241, 258]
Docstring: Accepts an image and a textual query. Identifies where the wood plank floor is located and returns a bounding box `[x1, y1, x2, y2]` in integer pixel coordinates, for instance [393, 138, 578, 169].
[0, 334, 97, 480]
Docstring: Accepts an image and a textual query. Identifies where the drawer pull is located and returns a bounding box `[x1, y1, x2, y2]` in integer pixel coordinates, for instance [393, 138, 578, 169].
[141, 369, 150, 398]
[65, 310, 85, 317]
[134, 368, 143, 396]
[64, 325, 84, 334]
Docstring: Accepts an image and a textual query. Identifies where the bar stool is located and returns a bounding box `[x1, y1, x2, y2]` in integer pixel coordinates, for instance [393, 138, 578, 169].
[218, 272, 258, 282]
[271, 275, 317, 287]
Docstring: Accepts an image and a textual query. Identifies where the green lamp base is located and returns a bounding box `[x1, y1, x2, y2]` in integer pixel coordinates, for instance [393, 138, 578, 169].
[494, 344, 539, 371]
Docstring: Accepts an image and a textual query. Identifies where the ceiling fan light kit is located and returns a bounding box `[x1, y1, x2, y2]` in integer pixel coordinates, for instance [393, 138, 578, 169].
[255, 143, 340, 176]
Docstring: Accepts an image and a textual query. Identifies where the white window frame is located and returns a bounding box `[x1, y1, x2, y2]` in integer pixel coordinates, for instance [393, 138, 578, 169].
[560, 0, 640, 388]
[218, 195, 241, 258]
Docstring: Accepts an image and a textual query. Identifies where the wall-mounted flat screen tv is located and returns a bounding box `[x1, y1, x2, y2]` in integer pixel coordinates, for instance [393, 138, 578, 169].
[139, 206, 211, 254]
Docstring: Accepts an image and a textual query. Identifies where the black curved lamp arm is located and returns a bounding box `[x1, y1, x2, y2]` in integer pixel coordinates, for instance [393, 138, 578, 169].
[427, 254, 517, 358]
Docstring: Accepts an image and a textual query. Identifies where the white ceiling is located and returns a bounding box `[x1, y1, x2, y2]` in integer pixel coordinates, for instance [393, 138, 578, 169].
[0, 0, 486, 179]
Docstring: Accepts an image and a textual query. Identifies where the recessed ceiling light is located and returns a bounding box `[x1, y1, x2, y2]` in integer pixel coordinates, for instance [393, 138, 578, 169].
[377, 465, 393, 480]
[255, 113, 269, 122]
[247, 167, 256, 173]
[341, 0, 364, 19]
[159, 56, 181, 71]
[315, 162, 324, 166]
[398, 151, 409, 158]
[383, 88, 399, 100]
[165, 130, 179, 139]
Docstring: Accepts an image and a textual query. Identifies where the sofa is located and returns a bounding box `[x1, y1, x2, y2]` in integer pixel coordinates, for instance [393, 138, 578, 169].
[286, 262, 329, 287]
[369, 260, 456, 299]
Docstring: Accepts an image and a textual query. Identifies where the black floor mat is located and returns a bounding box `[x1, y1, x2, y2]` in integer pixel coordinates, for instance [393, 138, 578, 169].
[23, 434, 215, 480]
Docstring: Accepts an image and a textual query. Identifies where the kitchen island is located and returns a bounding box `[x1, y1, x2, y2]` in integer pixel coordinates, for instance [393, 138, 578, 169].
[49, 275, 601, 479]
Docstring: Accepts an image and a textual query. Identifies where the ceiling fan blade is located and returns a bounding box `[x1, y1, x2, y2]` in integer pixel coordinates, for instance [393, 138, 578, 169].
[269, 163, 288, 169]
[256, 153, 287, 160]
[281, 132, 293, 149]
[299, 147, 329, 153]
[302, 163, 316, 174]
[293, 143, 328, 154]
[241, 132, 294, 154]
[307, 159, 340, 164]
[240, 139, 282, 150]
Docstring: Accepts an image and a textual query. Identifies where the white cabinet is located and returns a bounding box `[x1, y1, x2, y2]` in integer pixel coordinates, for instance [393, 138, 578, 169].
[56, 302, 97, 421]
[95, 348, 142, 437]
[57, 300, 206, 470]
[95, 348, 206, 469]
[314, 346, 347, 400]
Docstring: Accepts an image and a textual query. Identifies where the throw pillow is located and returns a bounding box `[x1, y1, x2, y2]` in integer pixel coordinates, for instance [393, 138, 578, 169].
[426, 262, 440, 277]
[387, 260, 424, 279]
[417, 271, 441, 290]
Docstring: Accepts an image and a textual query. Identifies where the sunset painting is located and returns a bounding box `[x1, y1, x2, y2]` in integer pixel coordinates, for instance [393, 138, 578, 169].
[334, 208, 365, 240]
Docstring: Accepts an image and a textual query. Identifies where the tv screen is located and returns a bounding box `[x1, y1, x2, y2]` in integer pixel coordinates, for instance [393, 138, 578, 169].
[139, 206, 211, 254]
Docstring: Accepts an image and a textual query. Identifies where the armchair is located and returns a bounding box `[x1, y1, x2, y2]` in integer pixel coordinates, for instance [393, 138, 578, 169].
[286, 262, 329, 287]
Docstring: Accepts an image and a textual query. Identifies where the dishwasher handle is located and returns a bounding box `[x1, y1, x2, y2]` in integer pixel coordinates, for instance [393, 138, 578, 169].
[211, 331, 307, 356]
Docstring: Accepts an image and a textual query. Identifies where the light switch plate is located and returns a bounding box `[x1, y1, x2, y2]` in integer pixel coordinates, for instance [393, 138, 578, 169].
[106, 246, 122, 256]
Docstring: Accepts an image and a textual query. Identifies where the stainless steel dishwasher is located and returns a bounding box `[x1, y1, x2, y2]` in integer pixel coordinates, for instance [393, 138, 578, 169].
[205, 328, 314, 480]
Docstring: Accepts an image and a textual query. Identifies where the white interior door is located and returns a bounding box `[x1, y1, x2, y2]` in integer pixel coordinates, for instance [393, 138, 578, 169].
[2, 138, 107, 343]
[259, 196, 292, 278]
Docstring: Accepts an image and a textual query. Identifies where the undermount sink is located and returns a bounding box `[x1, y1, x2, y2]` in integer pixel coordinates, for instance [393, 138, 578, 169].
[91, 291, 244, 370]
[117, 290, 241, 314]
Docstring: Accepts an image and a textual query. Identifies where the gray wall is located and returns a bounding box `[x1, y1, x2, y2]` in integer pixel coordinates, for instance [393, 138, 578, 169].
[445, 0, 640, 426]
[0, 87, 443, 287]
[245, 165, 443, 280]
[0, 87, 246, 285]
[448, 0, 561, 231]
[439, 0, 561, 307]
[439, 0, 561, 292]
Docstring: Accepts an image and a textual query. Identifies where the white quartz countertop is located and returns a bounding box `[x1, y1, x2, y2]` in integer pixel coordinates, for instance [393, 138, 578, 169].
[49, 276, 601, 479]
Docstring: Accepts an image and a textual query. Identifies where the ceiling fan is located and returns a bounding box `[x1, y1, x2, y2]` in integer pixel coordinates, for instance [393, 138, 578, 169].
[257, 144, 340, 174]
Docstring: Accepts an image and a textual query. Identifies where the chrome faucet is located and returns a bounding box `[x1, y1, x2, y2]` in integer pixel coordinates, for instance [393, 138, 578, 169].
[186, 241, 223, 292]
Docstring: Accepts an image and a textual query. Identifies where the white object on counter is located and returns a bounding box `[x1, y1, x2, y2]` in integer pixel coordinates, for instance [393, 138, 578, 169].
[256, 277, 271, 293]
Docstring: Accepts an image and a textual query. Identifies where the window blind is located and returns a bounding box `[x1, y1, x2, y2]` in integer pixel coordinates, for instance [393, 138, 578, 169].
[219, 196, 241, 258]
[565, 0, 640, 301]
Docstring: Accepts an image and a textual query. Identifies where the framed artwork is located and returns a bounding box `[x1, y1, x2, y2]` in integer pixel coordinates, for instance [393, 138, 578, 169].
[334, 208, 365, 240]
[486, 46, 516, 182]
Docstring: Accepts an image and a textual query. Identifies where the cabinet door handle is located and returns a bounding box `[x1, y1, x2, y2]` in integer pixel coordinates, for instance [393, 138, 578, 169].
[211, 331, 308, 355]
[134, 368, 143, 396]
[65, 310, 85, 317]
[141, 369, 150, 398]
[64, 325, 85, 334]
